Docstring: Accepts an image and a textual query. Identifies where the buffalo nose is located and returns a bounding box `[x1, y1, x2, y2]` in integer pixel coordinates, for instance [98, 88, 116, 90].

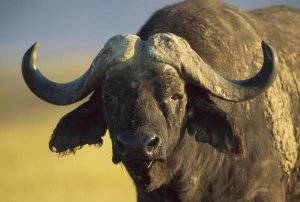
[146, 136, 160, 154]
[115, 134, 160, 159]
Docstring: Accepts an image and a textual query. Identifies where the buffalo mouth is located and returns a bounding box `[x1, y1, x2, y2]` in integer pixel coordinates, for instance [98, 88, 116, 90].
[123, 160, 157, 190]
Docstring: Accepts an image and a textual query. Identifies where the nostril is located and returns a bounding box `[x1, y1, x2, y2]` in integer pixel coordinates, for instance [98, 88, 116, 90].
[148, 137, 159, 147]
[146, 136, 160, 152]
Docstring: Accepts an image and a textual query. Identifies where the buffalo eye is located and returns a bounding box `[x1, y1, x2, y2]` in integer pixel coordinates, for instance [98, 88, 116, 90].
[103, 94, 115, 103]
[171, 93, 183, 102]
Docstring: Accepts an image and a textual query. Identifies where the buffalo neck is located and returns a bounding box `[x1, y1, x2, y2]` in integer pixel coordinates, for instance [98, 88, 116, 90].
[142, 131, 226, 202]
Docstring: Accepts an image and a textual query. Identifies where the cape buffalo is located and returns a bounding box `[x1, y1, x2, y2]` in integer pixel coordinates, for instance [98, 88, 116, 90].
[22, 0, 300, 201]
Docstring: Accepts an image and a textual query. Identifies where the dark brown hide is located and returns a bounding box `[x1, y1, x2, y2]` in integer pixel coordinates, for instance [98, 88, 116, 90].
[48, 0, 300, 201]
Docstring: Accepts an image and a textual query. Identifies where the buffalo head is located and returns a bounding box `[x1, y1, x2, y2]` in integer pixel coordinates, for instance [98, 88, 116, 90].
[22, 33, 278, 191]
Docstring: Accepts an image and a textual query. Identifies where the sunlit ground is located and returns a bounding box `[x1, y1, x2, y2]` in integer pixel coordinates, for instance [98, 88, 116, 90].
[0, 58, 135, 202]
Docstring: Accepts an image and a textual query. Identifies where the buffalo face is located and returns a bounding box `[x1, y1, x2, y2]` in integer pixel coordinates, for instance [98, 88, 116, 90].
[102, 63, 187, 191]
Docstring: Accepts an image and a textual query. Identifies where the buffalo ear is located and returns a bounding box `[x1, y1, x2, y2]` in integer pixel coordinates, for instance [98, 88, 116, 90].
[49, 90, 106, 154]
[186, 86, 245, 159]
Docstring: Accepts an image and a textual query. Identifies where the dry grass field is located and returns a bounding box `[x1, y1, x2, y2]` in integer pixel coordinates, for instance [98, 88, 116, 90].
[0, 58, 135, 202]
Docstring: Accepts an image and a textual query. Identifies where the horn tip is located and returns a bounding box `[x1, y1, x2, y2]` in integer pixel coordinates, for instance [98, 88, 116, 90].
[261, 40, 274, 60]
[22, 42, 40, 72]
[26, 42, 39, 55]
[31, 41, 40, 52]
[30, 42, 40, 70]
[261, 40, 270, 51]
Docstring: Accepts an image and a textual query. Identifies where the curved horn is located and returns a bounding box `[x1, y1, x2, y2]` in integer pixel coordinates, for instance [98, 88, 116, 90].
[183, 41, 279, 101]
[145, 33, 278, 102]
[22, 42, 102, 105]
[22, 35, 141, 105]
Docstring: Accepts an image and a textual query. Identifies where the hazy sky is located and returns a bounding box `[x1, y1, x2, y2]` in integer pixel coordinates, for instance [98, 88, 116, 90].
[0, 0, 299, 68]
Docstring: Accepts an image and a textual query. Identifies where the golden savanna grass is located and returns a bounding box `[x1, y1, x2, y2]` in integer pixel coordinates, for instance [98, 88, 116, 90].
[0, 56, 135, 202]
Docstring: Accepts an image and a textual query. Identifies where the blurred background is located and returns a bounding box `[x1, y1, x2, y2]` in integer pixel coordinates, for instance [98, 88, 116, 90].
[1, 0, 299, 201]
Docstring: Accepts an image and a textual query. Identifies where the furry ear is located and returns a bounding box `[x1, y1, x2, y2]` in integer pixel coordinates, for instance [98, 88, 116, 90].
[49, 90, 106, 154]
[186, 85, 245, 159]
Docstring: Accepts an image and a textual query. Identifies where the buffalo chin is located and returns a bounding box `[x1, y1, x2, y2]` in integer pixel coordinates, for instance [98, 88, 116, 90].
[124, 160, 166, 192]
